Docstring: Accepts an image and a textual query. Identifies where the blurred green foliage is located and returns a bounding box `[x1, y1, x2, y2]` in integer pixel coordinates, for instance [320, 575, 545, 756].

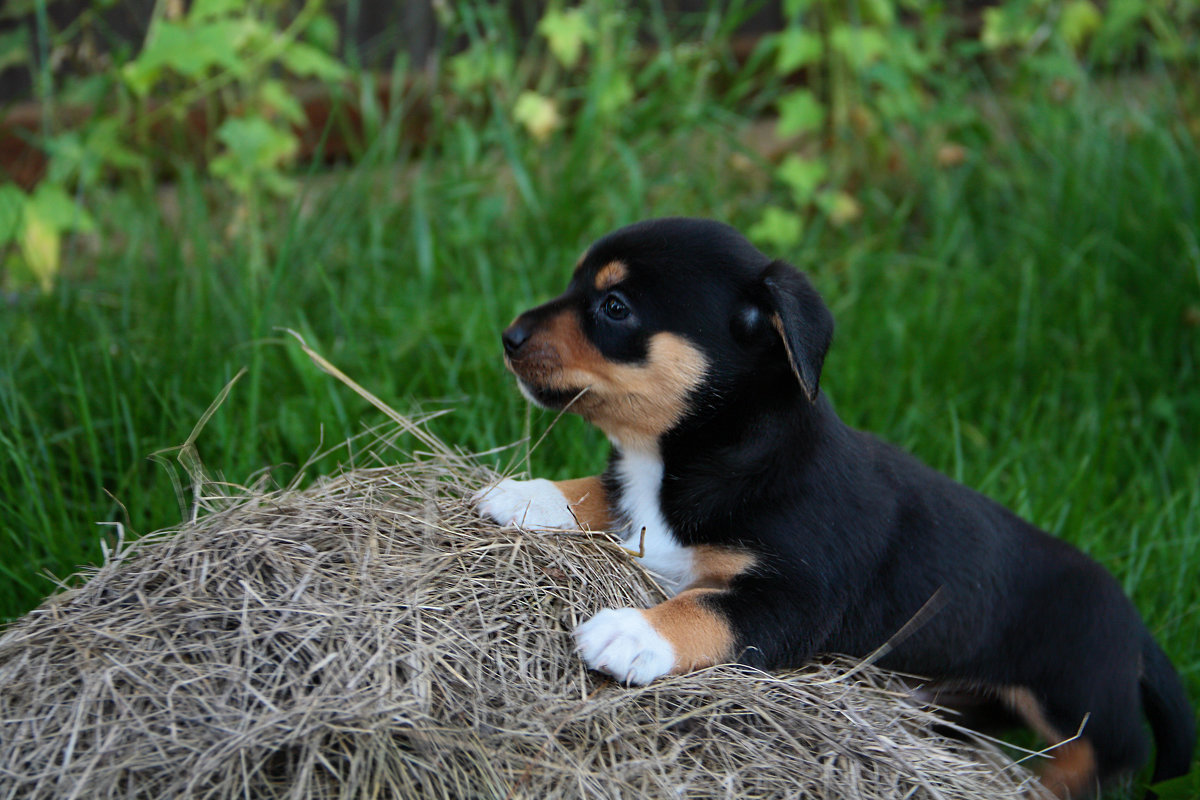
[750, 0, 1200, 249]
[2, 0, 347, 283]
[2, 0, 1198, 288]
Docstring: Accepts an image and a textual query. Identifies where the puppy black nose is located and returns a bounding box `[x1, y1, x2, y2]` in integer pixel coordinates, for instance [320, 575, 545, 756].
[502, 323, 530, 355]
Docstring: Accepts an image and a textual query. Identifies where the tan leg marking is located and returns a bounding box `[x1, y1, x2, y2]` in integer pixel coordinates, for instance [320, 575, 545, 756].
[553, 476, 611, 530]
[1039, 739, 1098, 799]
[1003, 686, 1064, 743]
[593, 260, 628, 291]
[1003, 687, 1098, 799]
[643, 588, 735, 673]
[688, 546, 757, 590]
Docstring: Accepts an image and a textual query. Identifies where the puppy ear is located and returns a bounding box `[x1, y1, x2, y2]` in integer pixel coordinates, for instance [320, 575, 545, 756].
[761, 260, 833, 403]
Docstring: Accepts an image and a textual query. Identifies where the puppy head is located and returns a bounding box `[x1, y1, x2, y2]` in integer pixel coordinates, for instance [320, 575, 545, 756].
[501, 218, 833, 448]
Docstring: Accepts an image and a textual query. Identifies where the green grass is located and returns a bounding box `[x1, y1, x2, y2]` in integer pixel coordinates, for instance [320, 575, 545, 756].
[1, 15, 1199, 796]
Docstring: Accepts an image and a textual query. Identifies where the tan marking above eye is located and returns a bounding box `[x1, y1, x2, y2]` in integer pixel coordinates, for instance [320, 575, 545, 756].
[593, 261, 629, 291]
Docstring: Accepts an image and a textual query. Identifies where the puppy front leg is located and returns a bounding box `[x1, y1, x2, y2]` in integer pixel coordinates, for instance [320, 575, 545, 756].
[574, 589, 736, 684]
[575, 573, 838, 685]
[475, 475, 611, 531]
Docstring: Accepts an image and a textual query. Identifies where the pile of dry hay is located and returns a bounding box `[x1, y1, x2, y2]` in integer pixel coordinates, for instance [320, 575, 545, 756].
[0, 429, 1045, 799]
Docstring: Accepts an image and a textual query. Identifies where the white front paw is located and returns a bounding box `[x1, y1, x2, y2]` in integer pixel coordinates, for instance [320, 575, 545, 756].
[473, 478, 579, 531]
[574, 608, 675, 685]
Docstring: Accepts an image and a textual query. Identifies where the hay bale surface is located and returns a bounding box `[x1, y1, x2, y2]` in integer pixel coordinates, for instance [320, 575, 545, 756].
[0, 438, 1041, 799]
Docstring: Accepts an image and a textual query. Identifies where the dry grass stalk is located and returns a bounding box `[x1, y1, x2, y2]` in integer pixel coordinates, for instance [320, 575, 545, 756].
[0, 423, 1043, 799]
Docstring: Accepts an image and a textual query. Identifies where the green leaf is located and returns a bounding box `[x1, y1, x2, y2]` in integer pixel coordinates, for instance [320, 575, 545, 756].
[121, 57, 160, 97]
[303, 12, 340, 53]
[187, 19, 256, 74]
[18, 209, 61, 292]
[44, 131, 88, 185]
[215, 115, 299, 165]
[513, 91, 560, 142]
[211, 116, 299, 196]
[0, 184, 24, 246]
[981, 5, 1040, 51]
[259, 79, 306, 125]
[259, 169, 299, 198]
[749, 206, 804, 251]
[1059, 0, 1102, 52]
[189, 0, 243, 22]
[280, 40, 349, 82]
[124, 19, 252, 92]
[86, 119, 147, 174]
[830, 25, 887, 71]
[777, 89, 826, 136]
[782, 0, 816, 18]
[775, 29, 823, 73]
[861, 0, 896, 27]
[448, 43, 514, 93]
[29, 183, 95, 234]
[538, 8, 595, 69]
[981, 8, 1009, 50]
[143, 22, 213, 78]
[816, 189, 861, 226]
[44, 120, 144, 188]
[777, 154, 827, 204]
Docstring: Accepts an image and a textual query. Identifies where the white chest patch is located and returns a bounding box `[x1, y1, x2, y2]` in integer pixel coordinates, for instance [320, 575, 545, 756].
[613, 448, 694, 595]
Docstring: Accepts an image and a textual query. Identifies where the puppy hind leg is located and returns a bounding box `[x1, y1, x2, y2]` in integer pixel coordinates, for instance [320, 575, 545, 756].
[1039, 739, 1099, 799]
[1003, 687, 1098, 798]
[1006, 682, 1150, 799]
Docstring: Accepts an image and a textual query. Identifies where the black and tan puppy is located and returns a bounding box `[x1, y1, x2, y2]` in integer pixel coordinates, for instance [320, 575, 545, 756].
[475, 217, 1195, 797]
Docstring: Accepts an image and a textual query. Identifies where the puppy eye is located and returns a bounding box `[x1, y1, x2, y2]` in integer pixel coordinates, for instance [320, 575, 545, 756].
[602, 294, 630, 320]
